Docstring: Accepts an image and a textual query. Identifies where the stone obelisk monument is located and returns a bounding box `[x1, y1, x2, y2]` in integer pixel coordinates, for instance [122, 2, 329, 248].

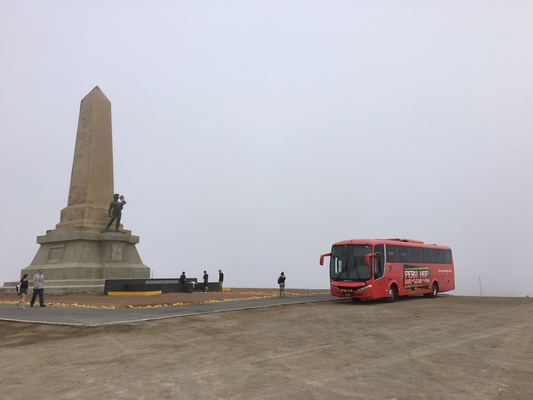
[15, 87, 150, 294]
[52, 86, 121, 234]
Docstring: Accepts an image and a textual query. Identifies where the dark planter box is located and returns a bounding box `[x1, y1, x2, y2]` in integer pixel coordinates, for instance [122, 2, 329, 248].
[104, 278, 201, 295]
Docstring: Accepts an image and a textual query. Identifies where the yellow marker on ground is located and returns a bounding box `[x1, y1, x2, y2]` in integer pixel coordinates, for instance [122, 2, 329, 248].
[107, 291, 162, 296]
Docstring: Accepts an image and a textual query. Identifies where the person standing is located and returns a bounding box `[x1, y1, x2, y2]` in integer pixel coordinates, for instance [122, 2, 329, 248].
[203, 271, 209, 292]
[180, 271, 186, 291]
[30, 269, 46, 307]
[218, 269, 224, 291]
[278, 272, 286, 297]
[17, 274, 32, 309]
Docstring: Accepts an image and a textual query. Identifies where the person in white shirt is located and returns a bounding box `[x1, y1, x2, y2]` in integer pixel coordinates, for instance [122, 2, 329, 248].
[30, 269, 46, 307]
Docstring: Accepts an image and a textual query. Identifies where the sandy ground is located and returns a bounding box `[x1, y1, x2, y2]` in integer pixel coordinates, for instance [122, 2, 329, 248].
[0, 293, 532, 400]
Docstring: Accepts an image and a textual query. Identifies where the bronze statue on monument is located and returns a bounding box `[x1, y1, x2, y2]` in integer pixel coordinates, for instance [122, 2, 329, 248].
[105, 194, 126, 232]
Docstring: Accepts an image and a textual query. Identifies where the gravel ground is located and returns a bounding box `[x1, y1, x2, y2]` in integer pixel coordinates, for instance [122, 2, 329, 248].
[0, 294, 531, 400]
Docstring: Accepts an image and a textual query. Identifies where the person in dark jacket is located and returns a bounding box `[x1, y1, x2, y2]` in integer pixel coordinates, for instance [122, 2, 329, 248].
[278, 272, 286, 297]
[219, 269, 224, 291]
[203, 271, 209, 292]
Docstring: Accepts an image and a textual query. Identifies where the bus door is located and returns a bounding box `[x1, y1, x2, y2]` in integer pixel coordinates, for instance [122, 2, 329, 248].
[373, 244, 385, 295]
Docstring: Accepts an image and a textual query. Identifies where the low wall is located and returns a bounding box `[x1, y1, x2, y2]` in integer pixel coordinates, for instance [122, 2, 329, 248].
[104, 278, 221, 295]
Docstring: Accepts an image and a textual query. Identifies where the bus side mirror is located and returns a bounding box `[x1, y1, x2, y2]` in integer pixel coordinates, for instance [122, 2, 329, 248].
[364, 253, 377, 267]
[320, 253, 331, 266]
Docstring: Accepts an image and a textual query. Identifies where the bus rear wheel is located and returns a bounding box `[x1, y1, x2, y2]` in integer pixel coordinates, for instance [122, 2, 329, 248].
[429, 282, 438, 298]
[386, 285, 398, 303]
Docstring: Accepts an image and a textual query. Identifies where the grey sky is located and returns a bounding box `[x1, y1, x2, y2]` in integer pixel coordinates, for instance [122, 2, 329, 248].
[1, 1, 532, 295]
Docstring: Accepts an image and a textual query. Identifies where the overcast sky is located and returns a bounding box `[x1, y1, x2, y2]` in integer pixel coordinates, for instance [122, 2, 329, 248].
[1, 1, 532, 296]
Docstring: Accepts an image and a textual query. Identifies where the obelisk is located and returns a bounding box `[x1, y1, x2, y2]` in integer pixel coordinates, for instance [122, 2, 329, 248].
[51, 86, 120, 234]
[15, 87, 150, 294]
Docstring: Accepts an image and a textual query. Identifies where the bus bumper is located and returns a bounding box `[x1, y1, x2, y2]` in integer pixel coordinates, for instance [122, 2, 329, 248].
[331, 284, 373, 299]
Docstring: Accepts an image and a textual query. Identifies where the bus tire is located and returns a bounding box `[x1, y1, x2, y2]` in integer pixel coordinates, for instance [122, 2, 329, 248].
[351, 298, 361, 303]
[386, 285, 398, 303]
[429, 282, 438, 298]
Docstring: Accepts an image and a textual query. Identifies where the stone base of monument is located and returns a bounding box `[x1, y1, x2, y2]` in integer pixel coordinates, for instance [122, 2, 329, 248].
[0, 231, 149, 295]
[0, 279, 106, 295]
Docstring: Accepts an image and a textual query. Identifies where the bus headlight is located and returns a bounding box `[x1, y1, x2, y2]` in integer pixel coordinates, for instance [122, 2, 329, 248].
[353, 284, 372, 291]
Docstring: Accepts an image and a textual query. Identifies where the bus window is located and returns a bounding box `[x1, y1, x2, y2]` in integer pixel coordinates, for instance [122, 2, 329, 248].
[423, 248, 434, 263]
[330, 246, 348, 278]
[399, 246, 411, 263]
[411, 247, 423, 263]
[333, 258, 344, 274]
[443, 249, 452, 264]
[352, 246, 372, 281]
[387, 245, 399, 262]
[330, 245, 372, 281]
[434, 249, 444, 264]
[374, 244, 384, 279]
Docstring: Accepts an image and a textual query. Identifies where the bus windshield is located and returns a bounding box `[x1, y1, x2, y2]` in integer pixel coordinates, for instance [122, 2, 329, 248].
[330, 245, 372, 281]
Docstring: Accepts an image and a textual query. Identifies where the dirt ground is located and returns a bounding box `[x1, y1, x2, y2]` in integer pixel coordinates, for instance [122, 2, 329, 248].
[0, 293, 532, 400]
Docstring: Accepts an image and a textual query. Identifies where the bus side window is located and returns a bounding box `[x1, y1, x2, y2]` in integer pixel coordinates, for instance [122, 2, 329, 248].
[374, 244, 384, 278]
[423, 248, 434, 263]
[399, 246, 411, 263]
[443, 250, 452, 264]
[434, 249, 444, 264]
[387, 245, 399, 262]
[412, 247, 423, 263]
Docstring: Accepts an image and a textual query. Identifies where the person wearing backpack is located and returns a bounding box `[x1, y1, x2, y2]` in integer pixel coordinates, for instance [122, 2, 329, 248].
[278, 272, 286, 297]
[17, 274, 32, 309]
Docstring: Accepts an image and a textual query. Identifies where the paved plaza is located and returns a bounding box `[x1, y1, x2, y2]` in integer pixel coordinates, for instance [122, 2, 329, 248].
[0, 293, 334, 327]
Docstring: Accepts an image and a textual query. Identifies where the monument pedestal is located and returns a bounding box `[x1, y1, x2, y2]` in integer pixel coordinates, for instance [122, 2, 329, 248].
[27, 231, 149, 280]
[0, 232, 150, 295]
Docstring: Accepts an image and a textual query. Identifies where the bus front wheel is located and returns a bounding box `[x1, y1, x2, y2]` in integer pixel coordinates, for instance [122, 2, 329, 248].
[429, 282, 438, 298]
[386, 285, 398, 303]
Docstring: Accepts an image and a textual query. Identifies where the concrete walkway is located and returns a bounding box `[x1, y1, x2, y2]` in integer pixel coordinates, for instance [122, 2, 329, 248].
[0, 294, 337, 327]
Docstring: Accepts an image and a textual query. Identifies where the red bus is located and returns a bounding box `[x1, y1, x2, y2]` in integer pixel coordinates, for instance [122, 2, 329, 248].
[320, 238, 455, 302]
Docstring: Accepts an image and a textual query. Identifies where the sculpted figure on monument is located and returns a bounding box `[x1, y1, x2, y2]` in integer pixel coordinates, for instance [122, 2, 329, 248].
[105, 194, 126, 231]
